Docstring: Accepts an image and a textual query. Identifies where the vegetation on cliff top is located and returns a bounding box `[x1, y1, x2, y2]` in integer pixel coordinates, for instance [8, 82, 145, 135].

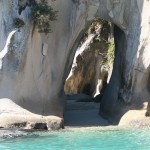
[30, 0, 58, 33]
[13, 18, 25, 28]
[18, 0, 58, 33]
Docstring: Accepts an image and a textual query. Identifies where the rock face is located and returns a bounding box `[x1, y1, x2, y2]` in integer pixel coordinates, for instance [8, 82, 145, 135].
[64, 21, 112, 97]
[0, 99, 64, 130]
[119, 102, 150, 128]
[0, 0, 150, 124]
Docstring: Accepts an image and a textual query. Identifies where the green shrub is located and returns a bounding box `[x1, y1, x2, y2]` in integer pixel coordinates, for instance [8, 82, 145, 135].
[88, 19, 107, 34]
[13, 18, 25, 28]
[107, 41, 115, 62]
[102, 41, 115, 67]
[30, 0, 58, 33]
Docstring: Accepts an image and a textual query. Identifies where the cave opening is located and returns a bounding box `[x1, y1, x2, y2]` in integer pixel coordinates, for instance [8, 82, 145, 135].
[64, 19, 115, 127]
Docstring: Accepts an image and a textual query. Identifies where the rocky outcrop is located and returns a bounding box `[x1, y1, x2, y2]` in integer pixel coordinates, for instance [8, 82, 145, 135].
[99, 1, 150, 122]
[119, 102, 150, 128]
[0, 0, 150, 126]
[0, 99, 64, 130]
[64, 21, 112, 97]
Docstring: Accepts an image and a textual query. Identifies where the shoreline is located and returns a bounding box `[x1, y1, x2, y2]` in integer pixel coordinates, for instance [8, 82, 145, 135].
[0, 99, 150, 139]
[0, 124, 150, 139]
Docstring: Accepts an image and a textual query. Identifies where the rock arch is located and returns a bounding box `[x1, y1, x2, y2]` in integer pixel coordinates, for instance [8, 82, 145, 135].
[0, 0, 149, 124]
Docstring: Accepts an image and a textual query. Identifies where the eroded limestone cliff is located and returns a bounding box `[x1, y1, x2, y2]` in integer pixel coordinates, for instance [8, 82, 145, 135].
[0, 0, 150, 128]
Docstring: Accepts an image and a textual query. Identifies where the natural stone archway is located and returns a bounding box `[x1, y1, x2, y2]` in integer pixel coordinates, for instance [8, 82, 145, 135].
[0, 0, 150, 127]
[64, 20, 113, 97]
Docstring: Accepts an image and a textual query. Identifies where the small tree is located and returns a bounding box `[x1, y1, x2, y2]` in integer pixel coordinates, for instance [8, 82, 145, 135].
[13, 18, 25, 28]
[30, 0, 58, 33]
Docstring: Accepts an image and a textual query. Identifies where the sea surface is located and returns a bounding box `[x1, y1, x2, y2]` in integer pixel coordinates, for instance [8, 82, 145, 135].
[0, 127, 150, 150]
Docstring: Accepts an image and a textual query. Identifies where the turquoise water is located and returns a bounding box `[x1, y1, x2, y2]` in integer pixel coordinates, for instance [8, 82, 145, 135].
[0, 128, 150, 150]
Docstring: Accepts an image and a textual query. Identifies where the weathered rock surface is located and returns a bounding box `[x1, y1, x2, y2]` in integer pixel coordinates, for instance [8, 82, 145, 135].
[64, 21, 111, 97]
[0, 99, 64, 130]
[0, 0, 150, 126]
[119, 102, 150, 128]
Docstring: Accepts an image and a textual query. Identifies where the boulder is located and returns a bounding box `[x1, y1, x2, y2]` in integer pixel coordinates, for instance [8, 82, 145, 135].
[0, 99, 64, 130]
[119, 103, 150, 128]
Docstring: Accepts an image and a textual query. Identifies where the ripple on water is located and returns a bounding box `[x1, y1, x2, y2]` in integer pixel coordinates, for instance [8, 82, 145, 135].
[0, 127, 150, 150]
